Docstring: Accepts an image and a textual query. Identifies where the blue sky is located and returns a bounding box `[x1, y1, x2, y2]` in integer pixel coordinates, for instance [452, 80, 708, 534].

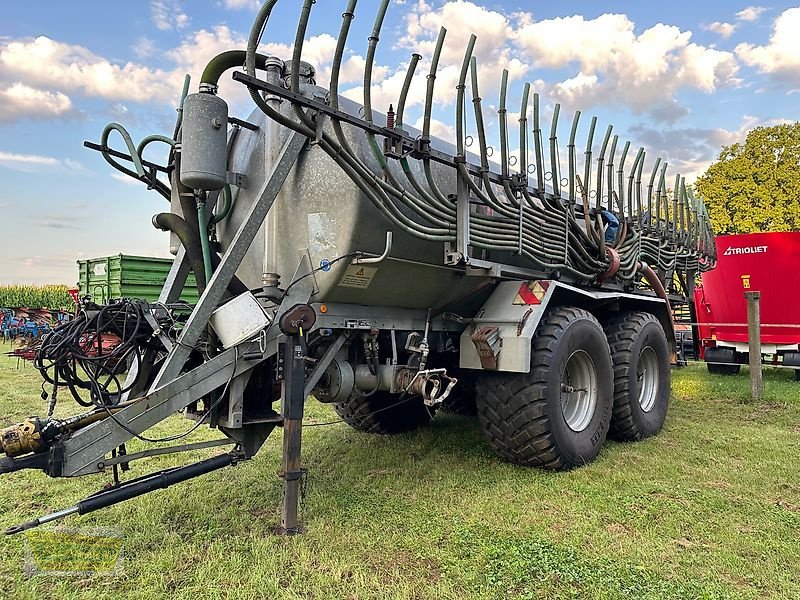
[1, 0, 798, 284]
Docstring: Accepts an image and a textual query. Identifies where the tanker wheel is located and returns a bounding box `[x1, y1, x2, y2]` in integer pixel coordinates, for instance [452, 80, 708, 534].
[440, 370, 477, 416]
[705, 347, 741, 375]
[603, 311, 671, 441]
[333, 391, 435, 434]
[475, 306, 613, 470]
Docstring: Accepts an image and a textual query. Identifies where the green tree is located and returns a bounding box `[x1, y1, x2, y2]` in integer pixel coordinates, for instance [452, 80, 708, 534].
[695, 123, 800, 234]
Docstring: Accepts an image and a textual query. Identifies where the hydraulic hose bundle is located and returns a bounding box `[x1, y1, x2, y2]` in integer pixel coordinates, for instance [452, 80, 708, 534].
[34, 300, 163, 407]
[229, 0, 715, 287]
[90, 0, 716, 296]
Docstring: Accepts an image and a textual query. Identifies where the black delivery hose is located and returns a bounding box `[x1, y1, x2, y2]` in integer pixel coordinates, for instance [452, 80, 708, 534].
[153, 213, 208, 292]
[153, 213, 248, 296]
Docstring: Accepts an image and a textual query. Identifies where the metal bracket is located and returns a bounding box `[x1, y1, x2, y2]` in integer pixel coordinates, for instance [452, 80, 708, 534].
[149, 129, 308, 393]
[227, 171, 247, 188]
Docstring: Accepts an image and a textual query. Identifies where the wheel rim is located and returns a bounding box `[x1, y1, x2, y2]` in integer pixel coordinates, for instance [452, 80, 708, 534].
[637, 346, 659, 412]
[560, 350, 597, 432]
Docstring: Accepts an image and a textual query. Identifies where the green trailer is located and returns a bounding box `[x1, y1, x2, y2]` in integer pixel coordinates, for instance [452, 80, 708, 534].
[77, 255, 199, 304]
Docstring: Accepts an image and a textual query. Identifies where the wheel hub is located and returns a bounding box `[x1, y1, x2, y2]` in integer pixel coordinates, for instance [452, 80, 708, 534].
[637, 346, 659, 412]
[560, 350, 597, 432]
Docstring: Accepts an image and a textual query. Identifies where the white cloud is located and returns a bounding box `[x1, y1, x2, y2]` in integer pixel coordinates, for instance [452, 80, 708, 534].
[736, 8, 800, 86]
[0, 83, 72, 122]
[222, 0, 260, 9]
[0, 36, 177, 106]
[703, 22, 736, 39]
[736, 6, 767, 22]
[132, 37, 157, 59]
[412, 115, 454, 140]
[151, 0, 190, 31]
[513, 13, 739, 113]
[111, 172, 142, 185]
[628, 114, 793, 182]
[0, 151, 85, 173]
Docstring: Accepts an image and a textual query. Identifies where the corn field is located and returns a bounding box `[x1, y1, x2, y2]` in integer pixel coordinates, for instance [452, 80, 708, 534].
[0, 285, 73, 309]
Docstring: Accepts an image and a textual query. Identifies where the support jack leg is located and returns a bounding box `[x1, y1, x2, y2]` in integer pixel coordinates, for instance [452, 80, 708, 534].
[275, 332, 307, 535]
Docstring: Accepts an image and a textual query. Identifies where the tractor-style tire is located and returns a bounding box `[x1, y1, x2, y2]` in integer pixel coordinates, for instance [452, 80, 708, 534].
[475, 306, 614, 470]
[705, 347, 741, 375]
[603, 311, 671, 441]
[333, 391, 434, 434]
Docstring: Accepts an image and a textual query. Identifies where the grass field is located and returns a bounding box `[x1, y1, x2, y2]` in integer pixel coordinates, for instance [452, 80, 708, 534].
[0, 350, 798, 599]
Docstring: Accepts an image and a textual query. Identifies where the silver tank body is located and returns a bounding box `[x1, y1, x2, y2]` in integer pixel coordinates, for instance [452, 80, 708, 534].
[218, 84, 499, 310]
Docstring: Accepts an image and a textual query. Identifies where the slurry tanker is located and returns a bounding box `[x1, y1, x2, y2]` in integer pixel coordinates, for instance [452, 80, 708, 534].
[0, 0, 715, 534]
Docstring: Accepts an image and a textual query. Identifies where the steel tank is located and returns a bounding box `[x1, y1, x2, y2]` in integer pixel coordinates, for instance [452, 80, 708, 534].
[218, 82, 498, 311]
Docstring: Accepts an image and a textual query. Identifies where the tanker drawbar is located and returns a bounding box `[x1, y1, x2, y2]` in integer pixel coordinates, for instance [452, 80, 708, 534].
[3, 0, 716, 535]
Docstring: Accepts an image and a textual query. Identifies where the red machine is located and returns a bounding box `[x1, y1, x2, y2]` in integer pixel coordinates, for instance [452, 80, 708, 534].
[694, 231, 800, 378]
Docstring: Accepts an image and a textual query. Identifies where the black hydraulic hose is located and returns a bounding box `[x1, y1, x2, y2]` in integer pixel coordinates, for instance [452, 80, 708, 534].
[209, 254, 249, 296]
[153, 213, 208, 293]
[635, 150, 646, 227]
[646, 157, 661, 232]
[455, 34, 476, 158]
[595, 124, 612, 210]
[470, 57, 510, 212]
[532, 93, 545, 197]
[568, 110, 580, 203]
[583, 116, 597, 205]
[153, 213, 248, 296]
[518, 82, 530, 178]
[549, 103, 561, 199]
[606, 134, 617, 212]
[245, 1, 449, 241]
[627, 147, 643, 219]
[617, 140, 630, 216]
[421, 27, 453, 207]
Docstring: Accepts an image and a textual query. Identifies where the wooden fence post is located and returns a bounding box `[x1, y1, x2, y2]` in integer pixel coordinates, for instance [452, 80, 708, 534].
[745, 291, 763, 401]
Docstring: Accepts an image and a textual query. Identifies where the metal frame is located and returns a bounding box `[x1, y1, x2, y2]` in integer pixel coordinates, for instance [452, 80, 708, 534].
[55, 131, 309, 477]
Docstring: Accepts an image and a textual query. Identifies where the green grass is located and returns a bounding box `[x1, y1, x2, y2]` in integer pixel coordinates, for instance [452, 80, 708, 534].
[0, 350, 799, 599]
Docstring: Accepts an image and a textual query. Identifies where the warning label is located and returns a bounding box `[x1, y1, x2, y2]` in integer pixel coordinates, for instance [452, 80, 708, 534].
[338, 265, 377, 289]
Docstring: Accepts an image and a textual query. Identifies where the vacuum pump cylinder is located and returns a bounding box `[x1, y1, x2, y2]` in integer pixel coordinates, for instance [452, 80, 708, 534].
[179, 92, 229, 191]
